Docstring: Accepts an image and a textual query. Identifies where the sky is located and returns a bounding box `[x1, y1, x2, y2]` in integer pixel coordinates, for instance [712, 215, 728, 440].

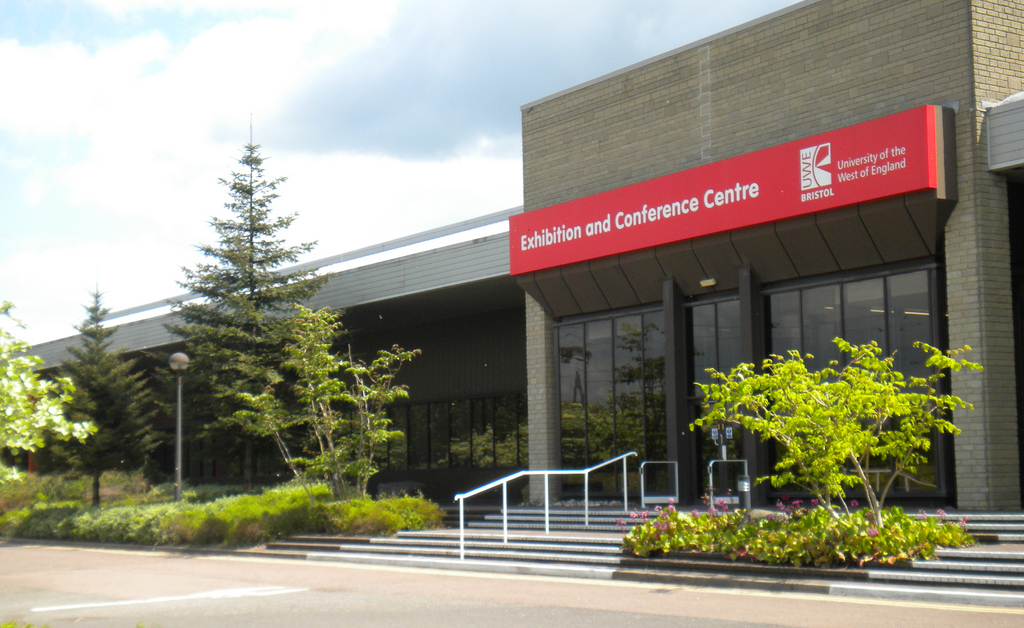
[0, 0, 802, 345]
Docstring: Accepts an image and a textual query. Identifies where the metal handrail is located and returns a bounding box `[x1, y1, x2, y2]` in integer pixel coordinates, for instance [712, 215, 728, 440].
[640, 460, 678, 506]
[453, 451, 637, 560]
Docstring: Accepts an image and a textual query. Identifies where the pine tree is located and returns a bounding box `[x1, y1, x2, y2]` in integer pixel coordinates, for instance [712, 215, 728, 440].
[53, 292, 159, 505]
[171, 144, 326, 486]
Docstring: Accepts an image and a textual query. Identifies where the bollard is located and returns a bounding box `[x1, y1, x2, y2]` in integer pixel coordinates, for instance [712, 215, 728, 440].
[738, 474, 751, 512]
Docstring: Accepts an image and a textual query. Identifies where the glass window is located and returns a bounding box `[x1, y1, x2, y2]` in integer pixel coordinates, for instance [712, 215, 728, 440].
[386, 393, 525, 471]
[717, 300, 742, 372]
[769, 290, 801, 356]
[614, 315, 645, 459]
[763, 269, 939, 493]
[408, 405, 429, 468]
[888, 271, 931, 381]
[586, 320, 614, 465]
[471, 398, 495, 468]
[387, 407, 408, 471]
[495, 394, 521, 467]
[559, 324, 587, 469]
[642, 311, 667, 461]
[557, 308, 667, 474]
[844, 279, 885, 350]
[802, 285, 841, 370]
[449, 399, 471, 468]
[429, 402, 449, 468]
[691, 304, 717, 387]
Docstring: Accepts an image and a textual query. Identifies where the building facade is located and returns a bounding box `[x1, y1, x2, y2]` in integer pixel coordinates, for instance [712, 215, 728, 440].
[28, 0, 1024, 511]
[515, 0, 1024, 510]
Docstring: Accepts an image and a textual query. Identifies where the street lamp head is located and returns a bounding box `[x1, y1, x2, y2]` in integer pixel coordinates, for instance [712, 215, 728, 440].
[169, 352, 190, 372]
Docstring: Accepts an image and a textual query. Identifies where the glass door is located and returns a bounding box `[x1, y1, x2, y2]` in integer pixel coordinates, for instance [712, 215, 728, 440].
[689, 299, 743, 503]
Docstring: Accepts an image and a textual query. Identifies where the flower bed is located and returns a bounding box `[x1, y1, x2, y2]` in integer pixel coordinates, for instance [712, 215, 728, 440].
[621, 499, 973, 567]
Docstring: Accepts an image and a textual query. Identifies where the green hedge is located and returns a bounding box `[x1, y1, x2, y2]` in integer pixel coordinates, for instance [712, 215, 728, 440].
[0, 483, 443, 547]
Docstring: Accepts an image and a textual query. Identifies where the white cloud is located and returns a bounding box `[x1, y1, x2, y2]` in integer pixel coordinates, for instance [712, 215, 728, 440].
[0, 0, 803, 346]
[0, 233, 203, 344]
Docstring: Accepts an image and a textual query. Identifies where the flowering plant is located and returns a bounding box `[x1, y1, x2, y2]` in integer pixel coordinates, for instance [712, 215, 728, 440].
[622, 502, 972, 566]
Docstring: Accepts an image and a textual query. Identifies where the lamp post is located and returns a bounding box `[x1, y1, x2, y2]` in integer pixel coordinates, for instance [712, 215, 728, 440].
[168, 352, 190, 502]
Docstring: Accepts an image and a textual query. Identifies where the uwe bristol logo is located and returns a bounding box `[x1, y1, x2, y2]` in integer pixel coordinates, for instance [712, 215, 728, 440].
[800, 142, 832, 191]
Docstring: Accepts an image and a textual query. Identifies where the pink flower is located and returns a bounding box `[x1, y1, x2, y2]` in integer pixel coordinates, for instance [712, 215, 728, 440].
[867, 528, 879, 537]
[810, 499, 818, 507]
[850, 500, 859, 508]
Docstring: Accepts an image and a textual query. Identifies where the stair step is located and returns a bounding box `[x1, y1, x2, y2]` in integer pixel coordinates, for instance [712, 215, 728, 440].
[396, 530, 623, 547]
[935, 547, 1024, 562]
[276, 535, 371, 545]
[972, 533, 1024, 543]
[468, 521, 625, 532]
[371, 537, 622, 555]
[867, 569, 1024, 590]
[955, 513, 1024, 522]
[316, 542, 621, 565]
[966, 522, 1024, 530]
[911, 560, 1024, 574]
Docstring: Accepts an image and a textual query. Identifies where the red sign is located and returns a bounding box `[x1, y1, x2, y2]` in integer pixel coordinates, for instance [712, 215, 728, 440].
[510, 106, 939, 275]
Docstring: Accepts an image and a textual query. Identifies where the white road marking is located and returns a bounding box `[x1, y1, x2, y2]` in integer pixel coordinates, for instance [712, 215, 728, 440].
[31, 586, 307, 612]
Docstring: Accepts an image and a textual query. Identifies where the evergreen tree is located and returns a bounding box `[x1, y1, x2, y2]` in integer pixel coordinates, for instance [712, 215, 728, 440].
[171, 144, 326, 486]
[53, 292, 159, 505]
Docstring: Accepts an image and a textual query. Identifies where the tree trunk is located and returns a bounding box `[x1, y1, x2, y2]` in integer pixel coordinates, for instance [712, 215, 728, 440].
[92, 473, 101, 507]
[244, 439, 253, 490]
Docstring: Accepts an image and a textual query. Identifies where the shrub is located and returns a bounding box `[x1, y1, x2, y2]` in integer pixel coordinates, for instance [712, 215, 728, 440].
[0, 474, 89, 514]
[321, 496, 444, 536]
[622, 502, 972, 567]
[0, 482, 442, 546]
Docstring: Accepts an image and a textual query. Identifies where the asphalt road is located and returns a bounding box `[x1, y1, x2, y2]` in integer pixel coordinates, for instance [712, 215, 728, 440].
[2, 541, 1023, 628]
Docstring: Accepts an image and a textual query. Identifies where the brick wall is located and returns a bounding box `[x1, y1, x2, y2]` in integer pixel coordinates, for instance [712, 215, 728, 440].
[525, 292, 560, 501]
[521, 0, 1024, 508]
[523, 0, 972, 213]
[945, 0, 1022, 509]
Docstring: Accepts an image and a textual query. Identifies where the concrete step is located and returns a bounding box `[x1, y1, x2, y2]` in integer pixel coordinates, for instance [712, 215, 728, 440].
[395, 529, 624, 548]
[955, 513, 1024, 522]
[469, 521, 625, 533]
[338, 542, 622, 565]
[909, 560, 1024, 575]
[867, 568, 1024, 591]
[935, 547, 1024, 562]
[372, 536, 622, 556]
[264, 528, 627, 566]
[962, 518, 1024, 528]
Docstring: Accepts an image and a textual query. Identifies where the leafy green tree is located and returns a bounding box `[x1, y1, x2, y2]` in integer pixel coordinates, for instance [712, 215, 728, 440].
[694, 338, 981, 527]
[237, 306, 419, 497]
[282, 307, 350, 495]
[339, 343, 420, 497]
[171, 144, 326, 486]
[0, 301, 90, 483]
[48, 292, 160, 505]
